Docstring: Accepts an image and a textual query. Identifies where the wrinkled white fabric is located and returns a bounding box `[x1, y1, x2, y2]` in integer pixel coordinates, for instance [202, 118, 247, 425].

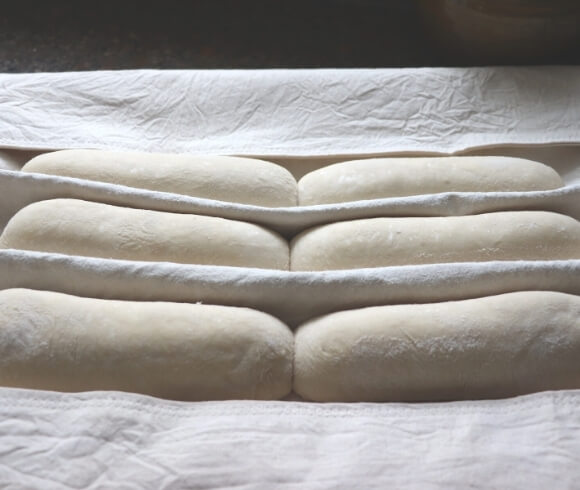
[1, 68, 580, 155]
[0, 388, 579, 489]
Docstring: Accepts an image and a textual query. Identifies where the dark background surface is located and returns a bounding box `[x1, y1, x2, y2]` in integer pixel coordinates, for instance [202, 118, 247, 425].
[1, 0, 579, 72]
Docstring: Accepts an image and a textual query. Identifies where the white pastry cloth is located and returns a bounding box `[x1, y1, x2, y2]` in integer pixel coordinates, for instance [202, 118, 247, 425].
[0, 387, 579, 489]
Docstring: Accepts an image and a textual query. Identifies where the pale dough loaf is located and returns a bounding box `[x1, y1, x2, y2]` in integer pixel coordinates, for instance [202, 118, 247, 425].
[290, 211, 580, 271]
[298, 156, 564, 205]
[0, 199, 289, 269]
[294, 291, 580, 402]
[22, 150, 298, 207]
[0, 288, 293, 400]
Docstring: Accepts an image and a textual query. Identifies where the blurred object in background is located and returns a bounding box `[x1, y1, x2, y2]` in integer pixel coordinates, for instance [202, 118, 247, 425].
[0, 0, 426, 72]
[1, 0, 579, 71]
[420, 0, 580, 64]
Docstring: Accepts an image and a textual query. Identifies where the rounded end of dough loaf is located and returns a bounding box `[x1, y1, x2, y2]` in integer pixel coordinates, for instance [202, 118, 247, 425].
[0, 200, 70, 252]
[23, 150, 299, 207]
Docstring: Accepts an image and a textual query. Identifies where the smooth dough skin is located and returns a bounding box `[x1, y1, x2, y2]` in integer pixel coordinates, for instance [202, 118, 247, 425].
[0, 289, 294, 400]
[298, 156, 564, 205]
[22, 150, 298, 207]
[290, 211, 580, 271]
[0, 199, 289, 269]
[294, 291, 580, 402]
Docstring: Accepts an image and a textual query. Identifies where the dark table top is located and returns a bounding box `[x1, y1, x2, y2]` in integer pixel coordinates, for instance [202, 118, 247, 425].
[1, 0, 579, 73]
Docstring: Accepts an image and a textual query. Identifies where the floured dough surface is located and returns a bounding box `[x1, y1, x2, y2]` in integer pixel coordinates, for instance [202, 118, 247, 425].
[0, 199, 289, 269]
[290, 211, 580, 271]
[294, 291, 580, 402]
[298, 156, 564, 205]
[22, 150, 298, 207]
[0, 288, 293, 400]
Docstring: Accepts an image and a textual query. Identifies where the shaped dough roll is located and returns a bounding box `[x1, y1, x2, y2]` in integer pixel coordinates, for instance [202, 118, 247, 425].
[290, 211, 580, 271]
[0, 289, 294, 400]
[22, 150, 298, 207]
[298, 156, 563, 205]
[0, 199, 289, 269]
[294, 291, 580, 402]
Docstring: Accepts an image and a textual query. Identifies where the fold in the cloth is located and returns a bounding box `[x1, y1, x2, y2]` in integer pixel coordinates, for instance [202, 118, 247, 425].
[0, 249, 577, 327]
[1, 168, 579, 235]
